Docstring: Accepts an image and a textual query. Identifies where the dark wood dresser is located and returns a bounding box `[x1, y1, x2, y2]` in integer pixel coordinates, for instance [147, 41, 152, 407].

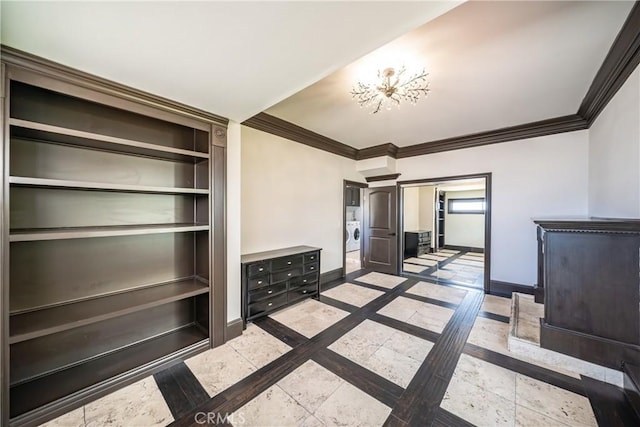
[404, 230, 432, 258]
[241, 245, 321, 325]
[534, 218, 640, 370]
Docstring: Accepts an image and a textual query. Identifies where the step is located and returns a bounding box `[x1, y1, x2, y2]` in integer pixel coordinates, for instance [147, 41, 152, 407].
[624, 363, 640, 420]
[507, 293, 623, 386]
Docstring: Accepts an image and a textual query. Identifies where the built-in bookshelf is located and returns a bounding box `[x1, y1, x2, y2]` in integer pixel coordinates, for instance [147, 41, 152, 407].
[1, 56, 227, 425]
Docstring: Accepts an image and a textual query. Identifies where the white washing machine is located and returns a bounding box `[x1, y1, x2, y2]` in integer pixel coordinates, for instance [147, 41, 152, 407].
[346, 221, 361, 252]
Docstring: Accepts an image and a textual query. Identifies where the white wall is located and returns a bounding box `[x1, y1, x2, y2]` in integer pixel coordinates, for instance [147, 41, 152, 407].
[403, 187, 420, 231]
[444, 190, 485, 248]
[226, 121, 242, 322]
[241, 126, 364, 274]
[418, 186, 435, 238]
[588, 65, 640, 217]
[397, 130, 589, 286]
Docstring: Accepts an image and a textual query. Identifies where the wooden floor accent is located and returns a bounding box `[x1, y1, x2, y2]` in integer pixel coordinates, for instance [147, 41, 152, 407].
[164, 269, 638, 426]
[384, 291, 484, 426]
[153, 362, 210, 420]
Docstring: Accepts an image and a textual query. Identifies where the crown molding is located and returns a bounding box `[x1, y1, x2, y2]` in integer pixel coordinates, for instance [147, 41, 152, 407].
[356, 143, 399, 160]
[578, 2, 640, 126]
[365, 173, 401, 183]
[0, 45, 228, 127]
[242, 113, 357, 159]
[396, 114, 588, 158]
[243, 4, 638, 160]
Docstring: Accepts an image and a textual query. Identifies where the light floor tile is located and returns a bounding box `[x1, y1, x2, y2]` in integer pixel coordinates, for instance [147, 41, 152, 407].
[277, 360, 344, 414]
[39, 408, 84, 427]
[516, 405, 571, 427]
[377, 296, 427, 322]
[361, 346, 422, 388]
[314, 382, 391, 427]
[321, 283, 384, 308]
[185, 343, 257, 397]
[516, 375, 597, 426]
[228, 323, 291, 369]
[482, 294, 512, 317]
[406, 281, 467, 305]
[382, 330, 434, 363]
[439, 249, 460, 254]
[300, 415, 325, 427]
[328, 319, 397, 365]
[84, 377, 173, 427]
[404, 257, 438, 267]
[232, 385, 311, 427]
[403, 263, 428, 274]
[452, 354, 516, 402]
[441, 372, 515, 426]
[356, 272, 406, 289]
[270, 299, 349, 338]
[429, 269, 456, 280]
[406, 302, 455, 334]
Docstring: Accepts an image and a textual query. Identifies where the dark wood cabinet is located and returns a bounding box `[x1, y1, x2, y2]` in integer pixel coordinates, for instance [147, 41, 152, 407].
[404, 230, 431, 258]
[242, 246, 321, 325]
[436, 192, 445, 249]
[534, 218, 640, 370]
[346, 186, 360, 206]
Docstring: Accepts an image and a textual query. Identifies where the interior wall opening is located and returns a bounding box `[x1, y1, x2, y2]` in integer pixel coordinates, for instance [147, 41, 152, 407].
[400, 176, 488, 291]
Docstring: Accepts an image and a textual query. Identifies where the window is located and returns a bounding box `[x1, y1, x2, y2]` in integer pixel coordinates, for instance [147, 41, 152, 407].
[448, 198, 486, 214]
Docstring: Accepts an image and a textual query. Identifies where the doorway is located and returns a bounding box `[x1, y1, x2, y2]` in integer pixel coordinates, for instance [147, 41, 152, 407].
[343, 180, 367, 276]
[398, 174, 491, 292]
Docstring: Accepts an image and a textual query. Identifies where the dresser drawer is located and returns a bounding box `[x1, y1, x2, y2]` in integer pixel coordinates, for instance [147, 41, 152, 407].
[304, 252, 319, 264]
[247, 262, 270, 278]
[248, 292, 288, 318]
[248, 281, 287, 303]
[289, 283, 317, 302]
[271, 268, 302, 283]
[272, 255, 303, 271]
[304, 262, 319, 274]
[247, 275, 270, 290]
[289, 272, 319, 290]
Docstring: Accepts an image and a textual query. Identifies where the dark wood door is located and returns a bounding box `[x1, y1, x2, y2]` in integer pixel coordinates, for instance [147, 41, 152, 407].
[363, 186, 398, 274]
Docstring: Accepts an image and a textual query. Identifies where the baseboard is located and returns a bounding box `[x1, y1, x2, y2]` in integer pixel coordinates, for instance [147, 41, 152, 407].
[320, 268, 344, 285]
[443, 245, 484, 253]
[225, 318, 243, 342]
[534, 285, 544, 304]
[540, 321, 640, 370]
[623, 363, 640, 420]
[489, 280, 534, 298]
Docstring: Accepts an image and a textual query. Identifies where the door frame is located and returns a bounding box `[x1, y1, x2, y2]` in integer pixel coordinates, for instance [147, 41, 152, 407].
[397, 172, 492, 294]
[343, 180, 368, 278]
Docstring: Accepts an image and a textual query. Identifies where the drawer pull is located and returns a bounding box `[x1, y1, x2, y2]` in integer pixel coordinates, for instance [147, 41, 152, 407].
[287, 261, 292, 265]
[258, 280, 263, 285]
[268, 290, 273, 294]
[259, 267, 264, 272]
[302, 290, 308, 294]
[310, 266, 315, 270]
[268, 302, 273, 307]
[310, 256, 314, 260]
[287, 273, 292, 277]
[303, 279, 307, 283]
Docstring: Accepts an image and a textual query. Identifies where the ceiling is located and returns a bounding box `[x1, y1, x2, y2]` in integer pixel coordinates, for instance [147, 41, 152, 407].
[267, 1, 634, 149]
[0, 1, 461, 122]
[1, 1, 634, 151]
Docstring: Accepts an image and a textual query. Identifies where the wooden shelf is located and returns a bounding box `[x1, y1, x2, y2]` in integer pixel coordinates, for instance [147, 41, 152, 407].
[10, 223, 209, 242]
[9, 325, 207, 418]
[10, 118, 209, 162]
[9, 176, 209, 195]
[9, 278, 209, 343]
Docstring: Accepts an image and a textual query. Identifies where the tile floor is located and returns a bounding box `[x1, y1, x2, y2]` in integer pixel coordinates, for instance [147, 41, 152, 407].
[41, 270, 628, 427]
[402, 249, 485, 289]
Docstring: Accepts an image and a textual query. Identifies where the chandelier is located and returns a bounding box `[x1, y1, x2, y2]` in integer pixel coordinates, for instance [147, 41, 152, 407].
[350, 66, 430, 114]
